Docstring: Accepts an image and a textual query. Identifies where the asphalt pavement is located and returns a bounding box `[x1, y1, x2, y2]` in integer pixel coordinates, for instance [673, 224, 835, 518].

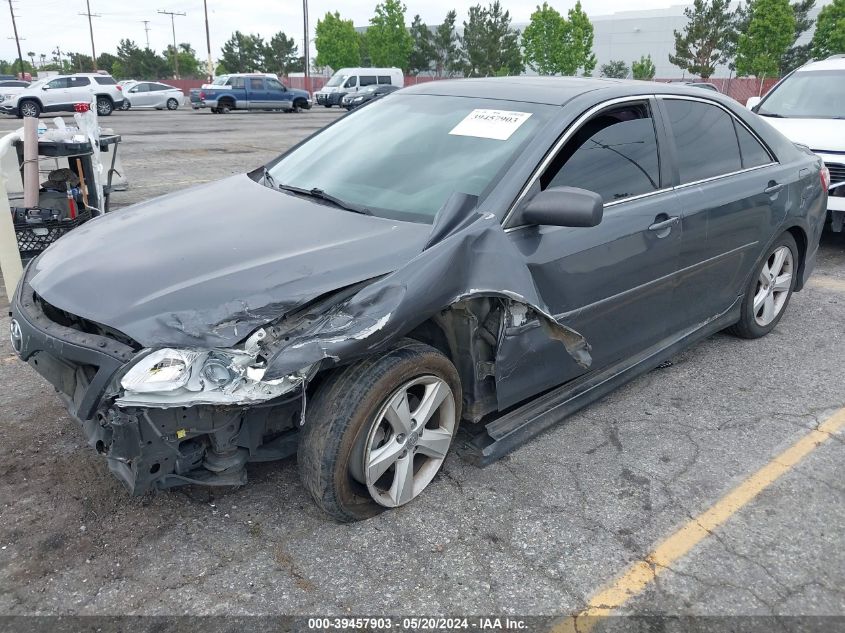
[0, 107, 842, 625]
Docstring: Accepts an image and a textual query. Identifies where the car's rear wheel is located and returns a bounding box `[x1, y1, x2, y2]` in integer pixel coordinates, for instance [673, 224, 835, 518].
[120, 100, 131, 111]
[18, 100, 40, 118]
[298, 340, 461, 522]
[218, 101, 233, 114]
[166, 98, 179, 110]
[96, 97, 113, 116]
[728, 232, 798, 339]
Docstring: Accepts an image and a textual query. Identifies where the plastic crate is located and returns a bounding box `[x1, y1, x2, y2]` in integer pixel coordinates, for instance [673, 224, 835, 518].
[12, 207, 93, 259]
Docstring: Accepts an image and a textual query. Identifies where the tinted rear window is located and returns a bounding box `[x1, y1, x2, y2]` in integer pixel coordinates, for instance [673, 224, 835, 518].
[378, 76, 391, 84]
[664, 99, 742, 184]
[94, 76, 116, 85]
[734, 122, 772, 168]
[360, 75, 377, 87]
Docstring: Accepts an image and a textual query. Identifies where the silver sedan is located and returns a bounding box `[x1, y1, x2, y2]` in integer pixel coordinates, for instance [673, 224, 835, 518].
[121, 81, 185, 111]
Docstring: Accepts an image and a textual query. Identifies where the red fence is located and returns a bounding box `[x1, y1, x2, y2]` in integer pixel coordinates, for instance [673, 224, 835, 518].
[164, 74, 778, 104]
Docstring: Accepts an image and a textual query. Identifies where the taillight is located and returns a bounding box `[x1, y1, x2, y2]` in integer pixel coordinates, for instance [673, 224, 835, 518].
[200, 91, 206, 100]
[116, 85, 122, 91]
[821, 165, 830, 190]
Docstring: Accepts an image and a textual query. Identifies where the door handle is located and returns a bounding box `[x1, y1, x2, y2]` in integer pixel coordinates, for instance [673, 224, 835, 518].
[648, 216, 680, 231]
[764, 182, 785, 194]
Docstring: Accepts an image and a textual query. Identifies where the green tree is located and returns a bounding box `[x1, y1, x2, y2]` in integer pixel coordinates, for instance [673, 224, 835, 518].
[669, 0, 736, 79]
[521, 3, 568, 75]
[459, 2, 524, 77]
[735, 0, 795, 77]
[359, 31, 372, 66]
[600, 59, 629, 78]
[315, 12, 361, 70]
[563, 1, 596, 75]
[631, 54, 656, 79]
[68, 52, 95, 72]
[367, 0, 414, 70]
[432, 10, 460, 76]
[780, 0, 816, 73]
[164, 43, 204, 78]
[96, 52, 119, 75]
[264, 31, 299, 75]
[409, 14, 435, 75]
[220, 32, 267, 73]
[812, 0, 845, 58]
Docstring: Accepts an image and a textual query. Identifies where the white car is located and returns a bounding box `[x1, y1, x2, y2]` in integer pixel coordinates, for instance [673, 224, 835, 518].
[747, 55, 845, 232]
[0, 73, 125, 117]
[0, 80, 29, 105]
[120, 81, 185, 111]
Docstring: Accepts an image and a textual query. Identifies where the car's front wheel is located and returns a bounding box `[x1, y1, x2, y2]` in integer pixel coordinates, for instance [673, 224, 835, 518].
[166, 98, 179, 110]
[298, 340, 461, 522]
[728, 232, 798, 339]
[18, 99, 40, 118]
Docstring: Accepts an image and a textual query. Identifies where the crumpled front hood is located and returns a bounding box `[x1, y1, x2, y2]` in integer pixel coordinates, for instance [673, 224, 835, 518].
[759, 116, 845, 154]
[29, 174, 429, 348]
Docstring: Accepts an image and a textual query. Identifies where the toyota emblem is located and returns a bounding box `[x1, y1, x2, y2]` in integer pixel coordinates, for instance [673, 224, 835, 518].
[9, 319, 22, 354]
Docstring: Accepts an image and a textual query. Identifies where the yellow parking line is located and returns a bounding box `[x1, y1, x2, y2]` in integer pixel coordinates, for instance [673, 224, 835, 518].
[808, 276, 845, 293]
[551, 407, 845, 633]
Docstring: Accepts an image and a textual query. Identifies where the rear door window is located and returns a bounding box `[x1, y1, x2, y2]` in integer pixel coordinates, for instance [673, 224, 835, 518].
[69, 77, 90, 87]
[249, 78, 264, 90]
[664, 99, 742, 184]
[734, 122, 772, 168]
[360, 75, 377, 87]
[378, 76, 391, 84]
[542, 101, 661, 204]
[94, 76, 116, 85]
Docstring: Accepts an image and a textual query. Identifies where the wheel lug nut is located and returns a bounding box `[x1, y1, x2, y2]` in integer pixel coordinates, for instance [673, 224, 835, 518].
[396, 433, 406, 443]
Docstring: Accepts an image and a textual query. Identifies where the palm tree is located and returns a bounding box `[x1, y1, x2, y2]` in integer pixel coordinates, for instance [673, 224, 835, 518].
[27, 51, 36, 68]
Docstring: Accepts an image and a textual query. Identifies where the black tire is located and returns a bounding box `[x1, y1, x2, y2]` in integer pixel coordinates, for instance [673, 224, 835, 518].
[120, 100, 131, 111]
[96, 97, 113, 116]
[323, 104, 332, 108]
[166, 98, 179, 110]
[218, 101, 233, 114]
[298, 340, 462, 522]
[18, 99, 40, 118]
[210, 107, 219, 114]
[727, 232, 798, 339]
[292, 98, 308, 113]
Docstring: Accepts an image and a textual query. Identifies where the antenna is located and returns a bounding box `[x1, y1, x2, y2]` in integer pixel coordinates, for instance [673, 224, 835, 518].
[142, 20, 151, 49]
[158, 9, 186, 78]
[78, 0, 101, 70]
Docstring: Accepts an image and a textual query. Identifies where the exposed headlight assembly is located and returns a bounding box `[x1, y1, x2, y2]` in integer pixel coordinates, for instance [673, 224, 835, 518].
[117, 329, 310, 408]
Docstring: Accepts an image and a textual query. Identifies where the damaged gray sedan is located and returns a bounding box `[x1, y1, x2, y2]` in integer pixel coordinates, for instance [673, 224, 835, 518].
[10, 78, 828, 521]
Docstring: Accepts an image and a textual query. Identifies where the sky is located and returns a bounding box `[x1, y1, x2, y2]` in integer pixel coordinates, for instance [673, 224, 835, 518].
[3, 0, 684, 67]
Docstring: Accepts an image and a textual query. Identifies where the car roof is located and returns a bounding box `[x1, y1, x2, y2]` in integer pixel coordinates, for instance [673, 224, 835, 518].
[401, 76, 733, 106]
[796, 56, 845, 72]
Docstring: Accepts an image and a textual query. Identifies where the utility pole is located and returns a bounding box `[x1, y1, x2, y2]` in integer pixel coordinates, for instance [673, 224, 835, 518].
[79, 0, 100, 70]
[202, 0, 213, 83]
[142, 20, 151, 49]
[7, 0, 26, 78]
[302, 0, 310, 93]
[158, 9, 186, 78]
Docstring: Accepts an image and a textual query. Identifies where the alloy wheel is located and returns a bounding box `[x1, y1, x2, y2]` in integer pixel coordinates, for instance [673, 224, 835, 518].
[20, 102, 38, 117]
[753, 245, 793, 327]
[357, 375, 456, 508]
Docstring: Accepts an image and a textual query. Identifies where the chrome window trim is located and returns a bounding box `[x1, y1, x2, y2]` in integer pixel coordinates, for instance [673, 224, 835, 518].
[502, 94, 658, 228]
[672, 162, 776, 191]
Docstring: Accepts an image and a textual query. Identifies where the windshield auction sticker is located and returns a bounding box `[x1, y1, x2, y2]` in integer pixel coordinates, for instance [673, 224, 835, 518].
[449, 109, 533, 141]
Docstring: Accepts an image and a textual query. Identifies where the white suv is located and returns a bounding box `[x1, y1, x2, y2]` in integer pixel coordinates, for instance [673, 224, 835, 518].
[0, 73, 125, 118]
[747, 55, 845, 232]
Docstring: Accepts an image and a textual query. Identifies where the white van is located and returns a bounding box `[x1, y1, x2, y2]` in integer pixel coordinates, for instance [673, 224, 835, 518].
[315, 68, 403, 107]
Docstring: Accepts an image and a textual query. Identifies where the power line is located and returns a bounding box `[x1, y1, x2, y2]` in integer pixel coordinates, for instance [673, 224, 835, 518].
[157, 9, 186, 78]
[142, 20, 151, 49]
[6, 0, 25, 77]
[78, 0, 101, 70]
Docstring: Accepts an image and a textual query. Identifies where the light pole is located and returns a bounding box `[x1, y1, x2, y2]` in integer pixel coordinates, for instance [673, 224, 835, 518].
[203, 0, 213, 82]
[302, 0, 310, 93]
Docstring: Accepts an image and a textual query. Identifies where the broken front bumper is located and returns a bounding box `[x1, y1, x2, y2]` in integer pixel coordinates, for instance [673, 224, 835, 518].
[10, 266, 300, 495]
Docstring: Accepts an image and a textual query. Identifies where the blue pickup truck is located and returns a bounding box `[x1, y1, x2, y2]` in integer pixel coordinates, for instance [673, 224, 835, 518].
[190, 73, 312, 113]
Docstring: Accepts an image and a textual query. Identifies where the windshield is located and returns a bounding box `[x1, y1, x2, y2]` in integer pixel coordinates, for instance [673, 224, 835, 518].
[758, 70, 845, 119]
[266, 95, 555, 223]
[325, 73, 349, 87]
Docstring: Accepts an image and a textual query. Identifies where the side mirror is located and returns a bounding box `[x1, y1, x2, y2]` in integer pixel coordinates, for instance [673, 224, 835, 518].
[129, 87, 138, 93]
[522, 186, 603, 228]
[746, 96, 761, 111]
